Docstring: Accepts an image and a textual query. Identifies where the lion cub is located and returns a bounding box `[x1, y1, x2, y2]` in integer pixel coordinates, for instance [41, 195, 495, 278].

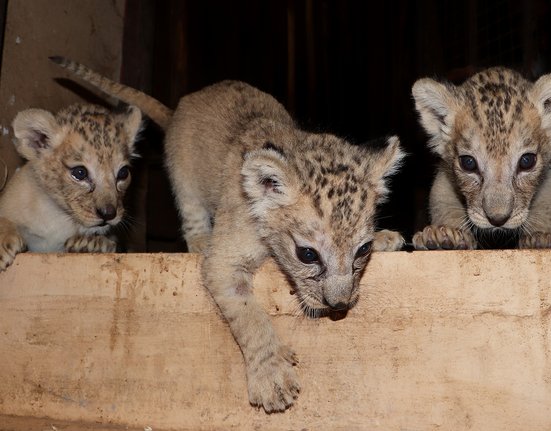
[0, 104, 142, 271]
[412, 67, 551, 250]
[51, 56, 405, 412]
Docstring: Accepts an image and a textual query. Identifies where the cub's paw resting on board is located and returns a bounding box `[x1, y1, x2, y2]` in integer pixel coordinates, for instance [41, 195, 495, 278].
[65, 234, 117, 253]
[373, 229, 405, 252]
[0, 218, 26, 271]
[518, 232, 551, 249]
[412, 225, 477, 250]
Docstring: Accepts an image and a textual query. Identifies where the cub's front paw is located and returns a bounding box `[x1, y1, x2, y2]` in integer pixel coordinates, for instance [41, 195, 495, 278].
[247, 345, 300, 413]
[0, 230, 25, 271]
[412, 225, 476, 250]
[373, 229, 405, 252]
[65, 235, 117, 253]
[519, 232, 551, 249]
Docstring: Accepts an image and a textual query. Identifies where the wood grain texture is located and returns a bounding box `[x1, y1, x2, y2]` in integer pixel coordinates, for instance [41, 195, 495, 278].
[0, 250, 550, 430]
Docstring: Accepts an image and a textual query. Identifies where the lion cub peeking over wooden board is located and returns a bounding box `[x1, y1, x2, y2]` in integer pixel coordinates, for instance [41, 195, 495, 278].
[51, 56, 405, 412]
[0, 104, 142, 271]
[413, 67, 551, 250]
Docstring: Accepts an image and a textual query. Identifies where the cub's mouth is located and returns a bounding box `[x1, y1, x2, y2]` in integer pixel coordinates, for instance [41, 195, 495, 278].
[296, 291, 359, 320]
[467, 206, 528, 231]
[472, 227, 521, 249]
[73, 213, 120, 232]
[86, 224, 113, 235]
[300, 304, 351, 321]
[75, 206, 123, 230]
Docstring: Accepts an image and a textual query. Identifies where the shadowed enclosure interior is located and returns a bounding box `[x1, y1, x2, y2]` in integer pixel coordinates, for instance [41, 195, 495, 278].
[116, 0, 551, 251]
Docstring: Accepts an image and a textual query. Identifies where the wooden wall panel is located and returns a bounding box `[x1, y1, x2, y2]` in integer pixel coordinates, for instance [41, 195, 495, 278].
[0, 0, 126, 182]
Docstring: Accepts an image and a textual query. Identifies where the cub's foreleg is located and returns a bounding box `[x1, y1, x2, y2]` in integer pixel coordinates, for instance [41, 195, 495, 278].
[0, 217, 26, 271]
[181, 201, 211, 253]
[202, 216, 300, 413]
[167, 174, 212, 253]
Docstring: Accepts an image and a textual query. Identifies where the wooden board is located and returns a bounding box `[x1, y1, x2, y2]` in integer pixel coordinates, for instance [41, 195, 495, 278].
[0, 250, 550, 430]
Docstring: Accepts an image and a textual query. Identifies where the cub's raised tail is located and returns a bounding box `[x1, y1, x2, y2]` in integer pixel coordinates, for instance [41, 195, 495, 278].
[49, 55, 173, 130]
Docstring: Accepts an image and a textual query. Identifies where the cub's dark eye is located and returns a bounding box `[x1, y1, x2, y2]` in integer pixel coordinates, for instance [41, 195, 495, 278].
[459, 155, 478, 172]
[70, 166, 88, 181]
[518, 153, 536, 171]
[117, 166, 130, 180]
[355, 242, 372, 258]
[296, 247, 319, 264]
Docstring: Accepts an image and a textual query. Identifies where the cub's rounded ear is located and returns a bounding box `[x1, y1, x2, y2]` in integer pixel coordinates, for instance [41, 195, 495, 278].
[412, 78, 457, 155]
[12, 109, 59, 160]
[369, 135, 406, 204]
[241, 147, 298, 218]
[121, 105, 143, 157]
[530, 73, 551, 132]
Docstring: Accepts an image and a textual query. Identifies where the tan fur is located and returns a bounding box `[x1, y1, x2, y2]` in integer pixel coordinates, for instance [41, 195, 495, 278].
[412, 67, 551, 250]
[52, 57, 405, 412]
[0, 104, 142, 271]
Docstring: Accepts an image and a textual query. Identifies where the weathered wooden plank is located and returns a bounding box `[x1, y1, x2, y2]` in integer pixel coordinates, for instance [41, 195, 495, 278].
[0, 251, 550, 430]
[0, 414, 141, 431]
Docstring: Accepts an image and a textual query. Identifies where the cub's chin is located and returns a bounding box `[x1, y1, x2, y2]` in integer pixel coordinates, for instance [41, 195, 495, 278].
[77, 218, 115, 234]
[298, 293, 359, 320]
[73, 209, 123, 232]
[473, 226, 520, 249]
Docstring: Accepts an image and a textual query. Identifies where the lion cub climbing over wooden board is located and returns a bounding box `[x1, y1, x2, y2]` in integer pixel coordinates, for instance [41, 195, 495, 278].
[51, 56, 405, 412]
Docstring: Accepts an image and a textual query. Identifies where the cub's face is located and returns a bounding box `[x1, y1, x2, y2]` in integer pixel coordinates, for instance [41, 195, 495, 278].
[241, 131, 403, 316]
[449, 109, 550, 230]
[413, 67, 551, 231]
[12, 104, 142, 233]
[263, 198, 374, 316]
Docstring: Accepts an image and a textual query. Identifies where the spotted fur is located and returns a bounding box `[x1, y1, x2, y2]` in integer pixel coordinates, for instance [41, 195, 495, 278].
[0, 104, 142, 270]
[51, 57, 405, 413]
[412, 67, 551, 249]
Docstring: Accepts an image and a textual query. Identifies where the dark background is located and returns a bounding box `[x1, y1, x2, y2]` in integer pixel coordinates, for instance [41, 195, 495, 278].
[114, 0, 550, 251]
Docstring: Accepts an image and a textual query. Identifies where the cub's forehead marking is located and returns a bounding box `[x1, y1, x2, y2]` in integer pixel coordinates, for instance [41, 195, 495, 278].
[56, 106, 131, 164]
[460, 69, 534, 156]
[291, 141, 375, 246]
